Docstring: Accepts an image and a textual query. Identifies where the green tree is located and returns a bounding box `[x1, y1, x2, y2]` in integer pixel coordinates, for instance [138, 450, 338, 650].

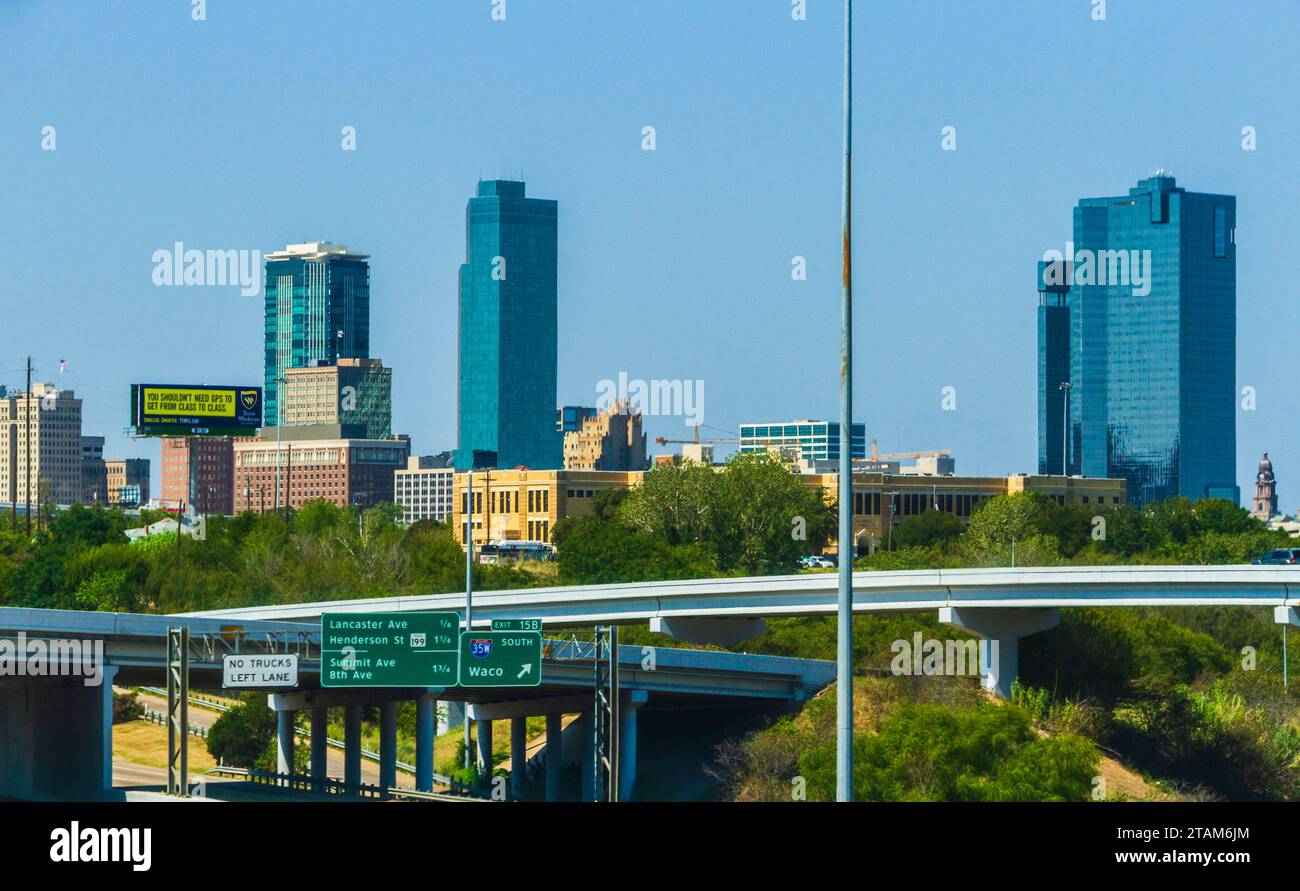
[618, 451, 833, 574]
[207, 693, 278, 768]
[618, 460, 718, 546]
[892, 510, 963, 550]
[799, 701, 1098, 801]
[557, 515, 715, 584]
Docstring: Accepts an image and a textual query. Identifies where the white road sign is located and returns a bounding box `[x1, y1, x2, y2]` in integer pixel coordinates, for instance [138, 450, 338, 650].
[222, 654, 299, 689]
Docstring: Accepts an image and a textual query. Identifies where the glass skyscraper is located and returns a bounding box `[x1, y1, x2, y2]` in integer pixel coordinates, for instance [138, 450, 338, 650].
[263, 242, 371, 428]
[1037, 175, 1238, 506]
[456, 181, 560, 470]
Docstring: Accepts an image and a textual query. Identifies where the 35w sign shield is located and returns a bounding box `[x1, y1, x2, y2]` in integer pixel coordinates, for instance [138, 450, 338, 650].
[459, 631, 542, 687]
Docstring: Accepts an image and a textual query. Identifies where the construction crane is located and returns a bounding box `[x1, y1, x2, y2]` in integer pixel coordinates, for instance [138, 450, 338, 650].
[869, 440, 952, 462]
[653, 424, 738, 448]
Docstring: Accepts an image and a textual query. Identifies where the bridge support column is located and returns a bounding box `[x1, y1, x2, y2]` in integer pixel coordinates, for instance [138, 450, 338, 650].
[938, 607, 1060, 699]
[617, 695, 644, 802]
[415, 696, 436, 792]
[544, 713, 563, 802]
[100, 667, 118, 796]
[475, 718, 493, 781]
[440, 700, 464, 736]
[510, 716, 527, 801]
[577, 712, 594, 802]
[276, 708, 296, 779]
[310, 707, 327, 789]
[344, 704, 362, 793]
[379, 702, 397, 794]
[0, 668, 120, 801]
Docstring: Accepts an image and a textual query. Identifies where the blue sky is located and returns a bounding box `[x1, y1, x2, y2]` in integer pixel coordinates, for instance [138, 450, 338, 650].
[2, 0, 1297, 505]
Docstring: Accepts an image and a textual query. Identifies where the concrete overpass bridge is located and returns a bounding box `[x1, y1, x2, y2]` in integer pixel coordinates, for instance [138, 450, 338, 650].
[0, 606, 833, 802]
[186, 564, 1300, 699]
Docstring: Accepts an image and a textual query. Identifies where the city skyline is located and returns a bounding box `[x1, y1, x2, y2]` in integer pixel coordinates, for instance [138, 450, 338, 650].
[3, 0, 1297, 506]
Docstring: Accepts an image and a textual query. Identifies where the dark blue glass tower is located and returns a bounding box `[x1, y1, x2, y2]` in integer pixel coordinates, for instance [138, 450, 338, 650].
[263, 243, 371, 428]
[455, 181, 560, 470]
[1036, 175, 1238, 506]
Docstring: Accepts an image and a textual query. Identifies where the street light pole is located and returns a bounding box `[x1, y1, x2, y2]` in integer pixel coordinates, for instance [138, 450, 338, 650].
[1058, 381, 1072, 476]
[273, 375, 285, 514]
[836, 0, 855, 804]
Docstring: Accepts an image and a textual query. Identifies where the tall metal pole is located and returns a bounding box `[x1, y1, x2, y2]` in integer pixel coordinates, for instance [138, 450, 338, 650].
[273, 376, 284, 514]
[1059, 382, 1072, 476]
[836, 0, 854, 803]
[24, 356, 32, 537]
[463, 468, 474, 771]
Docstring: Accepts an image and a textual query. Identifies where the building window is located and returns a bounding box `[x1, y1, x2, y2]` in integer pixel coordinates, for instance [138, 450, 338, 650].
[1214, 206, 1229, 259]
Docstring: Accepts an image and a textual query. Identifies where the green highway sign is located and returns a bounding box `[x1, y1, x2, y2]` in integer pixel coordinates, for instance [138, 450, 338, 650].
[322, 612, 460, 688]
[490, 617, 543, 632]
[460, 631, 543, 687]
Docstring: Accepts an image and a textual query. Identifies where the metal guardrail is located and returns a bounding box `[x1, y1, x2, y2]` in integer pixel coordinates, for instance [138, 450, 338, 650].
[141, 708, 208, 739]
[140, 686, 233, 713]
[206, 766, 486, 802]
[207, 766, 384, 799]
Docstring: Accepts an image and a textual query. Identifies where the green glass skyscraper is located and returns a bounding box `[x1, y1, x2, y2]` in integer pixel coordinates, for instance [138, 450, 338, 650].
[456, 181, 560, 470]
[1037, 175, 1238, 506]
[263, 242, 371, 428]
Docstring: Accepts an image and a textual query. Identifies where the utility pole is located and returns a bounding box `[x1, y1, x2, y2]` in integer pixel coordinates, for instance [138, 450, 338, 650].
[24, 356, 32, 537]
[836, 0, 855, 804]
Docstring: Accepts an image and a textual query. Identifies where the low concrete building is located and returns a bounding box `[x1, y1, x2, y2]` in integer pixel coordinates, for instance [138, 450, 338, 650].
[453, 468, 645, 547]
[801, 471, 1128, 555]
[394, 456, 455, 526]
[234, 425, 410, 513]
[105, 458, 150, 508]
[160, 437, 230, 513]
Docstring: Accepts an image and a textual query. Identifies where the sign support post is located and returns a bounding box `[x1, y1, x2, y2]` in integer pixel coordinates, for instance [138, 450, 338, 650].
[166, 626, 189, 797]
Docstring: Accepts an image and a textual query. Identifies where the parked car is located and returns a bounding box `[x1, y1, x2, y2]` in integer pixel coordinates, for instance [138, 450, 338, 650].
[800, 555, 836, 569]
[1253, 548, 1300, 565]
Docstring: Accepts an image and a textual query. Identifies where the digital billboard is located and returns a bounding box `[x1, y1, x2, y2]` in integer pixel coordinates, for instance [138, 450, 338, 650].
[130, 384, 263, 437]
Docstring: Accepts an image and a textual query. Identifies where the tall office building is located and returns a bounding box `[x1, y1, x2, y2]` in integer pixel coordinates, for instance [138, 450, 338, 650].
[563, 401, 649, 471]
[283, 358, 392, 439]
[264, 242, 371, 428]
[1037, 175, 1237, 506]
[0, 385, 83, 508]
[455, 181, 560, 470]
